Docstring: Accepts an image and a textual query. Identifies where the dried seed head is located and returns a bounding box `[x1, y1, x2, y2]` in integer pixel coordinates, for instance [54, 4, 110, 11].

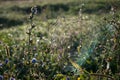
[31, 23, 35, 29]
[29, 38, 33, 44]
[31, 6, 37, 14]
[103, 17, 107, 21]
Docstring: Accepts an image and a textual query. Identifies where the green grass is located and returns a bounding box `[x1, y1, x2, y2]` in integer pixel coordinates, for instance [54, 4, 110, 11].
[0, 0, 120, 80]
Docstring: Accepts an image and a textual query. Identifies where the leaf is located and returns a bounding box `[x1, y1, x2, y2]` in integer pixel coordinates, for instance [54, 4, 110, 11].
[80, 74, 85, 80]
[77, 45, 81, 53]
[69, 59, 83, 73]
[56, 74, 64, 77]
[86, 60, 91, 64]
[54, 74, 65, 80]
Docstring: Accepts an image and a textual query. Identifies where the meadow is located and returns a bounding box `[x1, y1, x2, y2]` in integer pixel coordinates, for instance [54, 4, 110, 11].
[0, 0, 120, 80]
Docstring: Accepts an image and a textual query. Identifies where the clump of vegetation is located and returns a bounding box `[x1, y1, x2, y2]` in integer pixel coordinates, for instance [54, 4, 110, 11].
[75, 6, 120, 80]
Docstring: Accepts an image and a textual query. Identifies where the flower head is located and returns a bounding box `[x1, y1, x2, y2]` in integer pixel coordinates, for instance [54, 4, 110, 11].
[66, 77, 70, 80]
[0, 75, 3, 80]
[32, 58, 37, 63]
[77, 77, 80, 80]
[33, 46, 37, 51]
[9, 77, 15, 80]
[5, 59, 9, 64]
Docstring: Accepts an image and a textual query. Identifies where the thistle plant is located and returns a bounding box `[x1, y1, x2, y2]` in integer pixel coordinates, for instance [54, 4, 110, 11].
[27, 6, 37, 47]
[26, 6, 37, 61]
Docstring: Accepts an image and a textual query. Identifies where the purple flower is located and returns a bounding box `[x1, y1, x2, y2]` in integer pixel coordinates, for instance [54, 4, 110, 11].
[66, 77, 70, 80]
[0, 75, 3, 80]
[33, 46, 37, 51]
[34, 53, 38, 57]
[32, 58, 37, 63]
[5, 59, 9, 64]
[9, 77, 15, 80]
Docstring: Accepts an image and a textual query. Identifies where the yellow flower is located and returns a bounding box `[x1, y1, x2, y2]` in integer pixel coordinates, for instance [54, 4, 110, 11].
[77, 77, 80, 80]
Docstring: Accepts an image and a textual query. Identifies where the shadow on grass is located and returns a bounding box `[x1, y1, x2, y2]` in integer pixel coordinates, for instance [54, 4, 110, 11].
[10, 3, 69, 14]
[0, 17, 23, 29]
[83, 1, 120, 14]
[0, 0, 120, 29]
[9, 1, 120, 15]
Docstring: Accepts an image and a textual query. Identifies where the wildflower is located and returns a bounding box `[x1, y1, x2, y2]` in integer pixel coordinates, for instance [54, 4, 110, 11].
[77, 77, 80, 80]
[8, 33, 13, 37]
[5, 59, 9, 64]
[36, 39, 40, 44]
[32, 58, 37, 63]
[66, 77, 70, 80]
[0, 75, 3, 80]
[33, 46, 37, 51]
[9, 77, 15, 80]
[22, 58, 25, 60]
